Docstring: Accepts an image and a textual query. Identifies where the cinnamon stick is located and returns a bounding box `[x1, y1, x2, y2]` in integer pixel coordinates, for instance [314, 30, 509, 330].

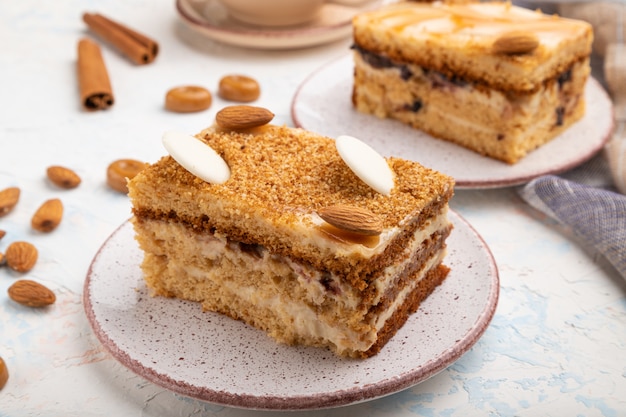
[77, 38, 114, 111]
[83, 12, 158, 65]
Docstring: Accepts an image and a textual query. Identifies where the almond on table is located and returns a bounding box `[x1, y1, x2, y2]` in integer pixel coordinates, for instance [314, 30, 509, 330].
[0, 187, 20, 216]
[47, 165, 82, 189]
[0, 356, 8, 391]
[5, 241, 38, 273]
[31, 198, 64, 232]
[7, 279, 56, 307]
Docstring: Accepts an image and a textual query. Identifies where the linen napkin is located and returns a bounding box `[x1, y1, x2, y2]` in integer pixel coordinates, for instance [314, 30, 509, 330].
[519, 174, 626, 279]
[519, 2, 626, 279]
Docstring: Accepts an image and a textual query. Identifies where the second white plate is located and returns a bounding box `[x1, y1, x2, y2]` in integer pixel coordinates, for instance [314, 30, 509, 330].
[291, 55, 614, 188]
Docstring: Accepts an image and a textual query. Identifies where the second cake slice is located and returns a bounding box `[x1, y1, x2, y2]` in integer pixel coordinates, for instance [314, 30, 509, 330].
[352, 1, 593, 164]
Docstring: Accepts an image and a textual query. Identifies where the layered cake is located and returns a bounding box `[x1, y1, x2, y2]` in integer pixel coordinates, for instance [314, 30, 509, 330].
[352, 1, 593, 164]
[128, 113, 455, 358]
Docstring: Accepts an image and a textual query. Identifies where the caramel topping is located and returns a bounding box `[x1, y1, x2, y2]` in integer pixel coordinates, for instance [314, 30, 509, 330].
[360, 2, 590, 45]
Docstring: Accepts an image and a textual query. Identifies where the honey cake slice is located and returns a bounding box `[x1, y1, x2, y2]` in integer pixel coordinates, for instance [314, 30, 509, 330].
[128, 121, 455, 358]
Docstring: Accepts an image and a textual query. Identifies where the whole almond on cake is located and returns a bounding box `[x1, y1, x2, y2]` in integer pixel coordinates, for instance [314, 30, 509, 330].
[318, 205, 383, 236]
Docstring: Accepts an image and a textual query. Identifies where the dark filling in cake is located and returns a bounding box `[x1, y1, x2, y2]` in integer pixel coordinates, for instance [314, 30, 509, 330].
[353, 44, 583, 133]
[352, 43, 577, 96]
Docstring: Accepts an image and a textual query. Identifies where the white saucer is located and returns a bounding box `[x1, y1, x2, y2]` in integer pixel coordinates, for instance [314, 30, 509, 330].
[176, 0, 383, 50]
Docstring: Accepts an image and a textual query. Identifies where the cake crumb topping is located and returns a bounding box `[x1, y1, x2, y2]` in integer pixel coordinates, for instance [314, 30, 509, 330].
[140, 125, 454, 228]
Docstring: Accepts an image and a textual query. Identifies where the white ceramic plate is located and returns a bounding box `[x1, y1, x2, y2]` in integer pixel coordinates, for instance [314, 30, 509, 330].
[175, 0, 384, 50]
[83, 211, 498, 410]
[291, 55, 614, 188]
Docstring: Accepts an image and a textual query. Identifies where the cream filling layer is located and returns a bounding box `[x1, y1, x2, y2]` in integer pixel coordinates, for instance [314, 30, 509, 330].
[152, 209, 450, 354]
[219, 248, 446, 354]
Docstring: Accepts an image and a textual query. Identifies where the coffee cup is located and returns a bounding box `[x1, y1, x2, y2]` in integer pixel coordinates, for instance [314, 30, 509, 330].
[218, 0, 327, 27]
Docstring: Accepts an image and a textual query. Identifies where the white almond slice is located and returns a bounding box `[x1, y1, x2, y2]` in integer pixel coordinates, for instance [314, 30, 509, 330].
[162, 131, 230, 184]
[335, 135, 394, 196]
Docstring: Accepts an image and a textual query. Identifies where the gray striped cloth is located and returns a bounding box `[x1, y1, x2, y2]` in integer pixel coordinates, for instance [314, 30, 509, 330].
[519, 169, 626, 279]
[517, 0, 626, 279]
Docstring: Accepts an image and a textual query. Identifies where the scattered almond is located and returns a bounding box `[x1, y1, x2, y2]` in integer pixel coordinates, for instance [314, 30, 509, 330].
[0, 230, 5, 240]
[47, 165, 82, 189]
[7, 279, 56, 307]
[215, 105, 274, 130]
[31, 198, 64, 232]
[0, 252, 5, 267]
[5, 241, 38, 272]
[0, 187, 20, 217]
[492, 31, 539, 55]
[0, 356, 8, 391]
[318, 205, 383, 236]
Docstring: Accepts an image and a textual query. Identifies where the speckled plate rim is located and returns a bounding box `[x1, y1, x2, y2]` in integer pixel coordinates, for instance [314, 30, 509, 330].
[83, 210, 499, 411]
[291, 54, 615, 189]
[175, 0, 384, 50]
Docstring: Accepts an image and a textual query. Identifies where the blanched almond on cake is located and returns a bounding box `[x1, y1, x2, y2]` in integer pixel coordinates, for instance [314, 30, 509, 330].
[7, 279, 56, 307]
[335, 135, 394, 196]
[162, 131, 231, 184]
[492, 31, 539, 55]
[47, 165, 82, 189]
[31, 198, 63, 232]
[0, 187, 20, 216]
[215, 105, 274, 130]
[318, 205, 383, 236]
